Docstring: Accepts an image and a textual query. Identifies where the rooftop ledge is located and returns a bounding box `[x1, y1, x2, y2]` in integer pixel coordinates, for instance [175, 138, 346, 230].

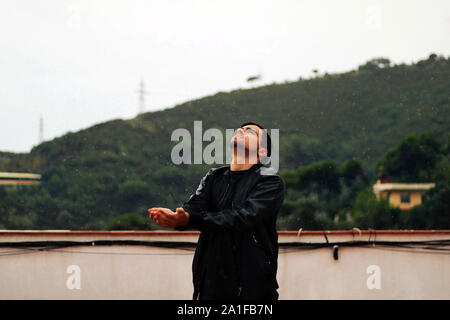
[1, 229, 449, 245]
[0, 229, 449, 236]
[373, 181, 436, 192]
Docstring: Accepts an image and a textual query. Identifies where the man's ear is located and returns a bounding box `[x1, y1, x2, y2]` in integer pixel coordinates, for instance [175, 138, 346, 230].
[258, 147, 271, 165]
[258, 147, 268, 158]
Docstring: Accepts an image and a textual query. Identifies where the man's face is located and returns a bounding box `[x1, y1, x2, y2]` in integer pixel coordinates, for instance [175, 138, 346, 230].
[230, 124, 267, 163]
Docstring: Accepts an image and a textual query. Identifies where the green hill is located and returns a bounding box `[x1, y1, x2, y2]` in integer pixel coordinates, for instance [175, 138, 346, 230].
[0, 53, 448, 230]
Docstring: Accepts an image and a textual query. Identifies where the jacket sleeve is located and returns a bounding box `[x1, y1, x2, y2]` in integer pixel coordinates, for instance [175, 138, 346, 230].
[174, 169, 214, 231]
[188, 174, 286, 232]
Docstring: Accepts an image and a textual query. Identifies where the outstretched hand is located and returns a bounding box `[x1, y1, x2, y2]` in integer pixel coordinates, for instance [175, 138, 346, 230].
[148, 207, 190, 229]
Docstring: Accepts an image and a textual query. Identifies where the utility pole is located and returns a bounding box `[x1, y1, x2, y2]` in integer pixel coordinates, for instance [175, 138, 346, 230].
[38, 115, 44, 144]
[137, 78, 147, 114]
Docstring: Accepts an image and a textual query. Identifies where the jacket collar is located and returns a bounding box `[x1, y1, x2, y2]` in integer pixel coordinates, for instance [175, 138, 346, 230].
[225, 162, 263, 175]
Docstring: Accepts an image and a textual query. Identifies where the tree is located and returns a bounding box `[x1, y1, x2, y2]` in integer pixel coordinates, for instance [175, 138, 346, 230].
[406, 179, 450, 229]
[279, 134, 323, 169]
[375, 132, 443, 182]
[351, 187, 402, 229]
[277, 197, 331, 230]
[105, 213, 154, 230]
[280, 158, 371, 227]
[116, 180, 156, 213]
[358, 57, 391, 71]
[282, 160, 341, 206]
[443, 133, 450, 156]
[340, 158, 369, 187]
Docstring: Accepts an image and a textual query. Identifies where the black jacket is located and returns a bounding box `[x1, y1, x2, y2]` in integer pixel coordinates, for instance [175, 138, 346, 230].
[176, 163, 286, 300]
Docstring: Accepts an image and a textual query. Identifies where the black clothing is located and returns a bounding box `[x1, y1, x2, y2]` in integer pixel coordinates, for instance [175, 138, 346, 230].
[175, 163, 286, 300]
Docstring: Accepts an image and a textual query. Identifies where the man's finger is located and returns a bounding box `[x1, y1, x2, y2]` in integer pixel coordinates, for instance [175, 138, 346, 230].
[149, 208, 177, 228]
[176, 208, 186, 217]
[148, 208, 164, 214]
[155, 218, 168, 228]
[148, 209, 158, 219]
[159, 215, 171, 224]
[154, 212, 168, 223]
[150, 211, 162, 221]
[156, 207, 175, 215]
[156, 209, 172, 217]
[150, 208, 163, 215]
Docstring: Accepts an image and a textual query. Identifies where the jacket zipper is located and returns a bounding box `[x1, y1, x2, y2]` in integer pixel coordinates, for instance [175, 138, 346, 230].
[220, 182, 230, 207]
[253, 234, 272, 267]
[237, 286, 243, 297]
[219, 171, 231, 208]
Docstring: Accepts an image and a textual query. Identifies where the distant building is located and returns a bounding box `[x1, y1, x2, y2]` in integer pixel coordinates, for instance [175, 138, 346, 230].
[373, 179, 435, 211]
[0, 172, 41, 188]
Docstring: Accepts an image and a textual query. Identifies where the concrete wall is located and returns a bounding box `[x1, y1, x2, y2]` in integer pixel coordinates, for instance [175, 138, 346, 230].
[0, 230, 449, 300]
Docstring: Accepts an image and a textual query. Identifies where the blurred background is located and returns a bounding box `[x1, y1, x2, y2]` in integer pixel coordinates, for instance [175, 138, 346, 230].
[0, 0, 449, 231]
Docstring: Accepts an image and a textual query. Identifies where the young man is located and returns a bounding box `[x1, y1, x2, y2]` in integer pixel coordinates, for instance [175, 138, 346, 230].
[149, 122, 286, 300]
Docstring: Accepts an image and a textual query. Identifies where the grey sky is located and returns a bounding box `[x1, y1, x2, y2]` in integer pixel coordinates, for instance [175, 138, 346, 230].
[1, 0, 449, 153]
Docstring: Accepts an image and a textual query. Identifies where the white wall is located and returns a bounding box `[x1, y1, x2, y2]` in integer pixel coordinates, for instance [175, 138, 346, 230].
[0, 230, 449, 299]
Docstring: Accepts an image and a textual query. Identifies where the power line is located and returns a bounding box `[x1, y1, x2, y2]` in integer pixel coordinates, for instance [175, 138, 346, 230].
[137, 78, 147, 114]
[1, 239, 450, 257]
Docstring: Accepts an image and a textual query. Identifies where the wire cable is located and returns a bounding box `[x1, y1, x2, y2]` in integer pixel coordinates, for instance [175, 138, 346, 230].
[0, 239, 449, 257]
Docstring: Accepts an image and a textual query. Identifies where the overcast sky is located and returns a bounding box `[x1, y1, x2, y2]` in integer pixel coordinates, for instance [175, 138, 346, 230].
[1, 0, 449, 153]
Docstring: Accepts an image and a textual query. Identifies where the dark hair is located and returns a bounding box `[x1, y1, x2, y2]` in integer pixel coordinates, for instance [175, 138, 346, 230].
[240, 122, 272, 158]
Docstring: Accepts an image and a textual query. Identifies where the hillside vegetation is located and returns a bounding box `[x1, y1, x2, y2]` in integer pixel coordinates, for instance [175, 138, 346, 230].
[0, 54, 448, 230]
